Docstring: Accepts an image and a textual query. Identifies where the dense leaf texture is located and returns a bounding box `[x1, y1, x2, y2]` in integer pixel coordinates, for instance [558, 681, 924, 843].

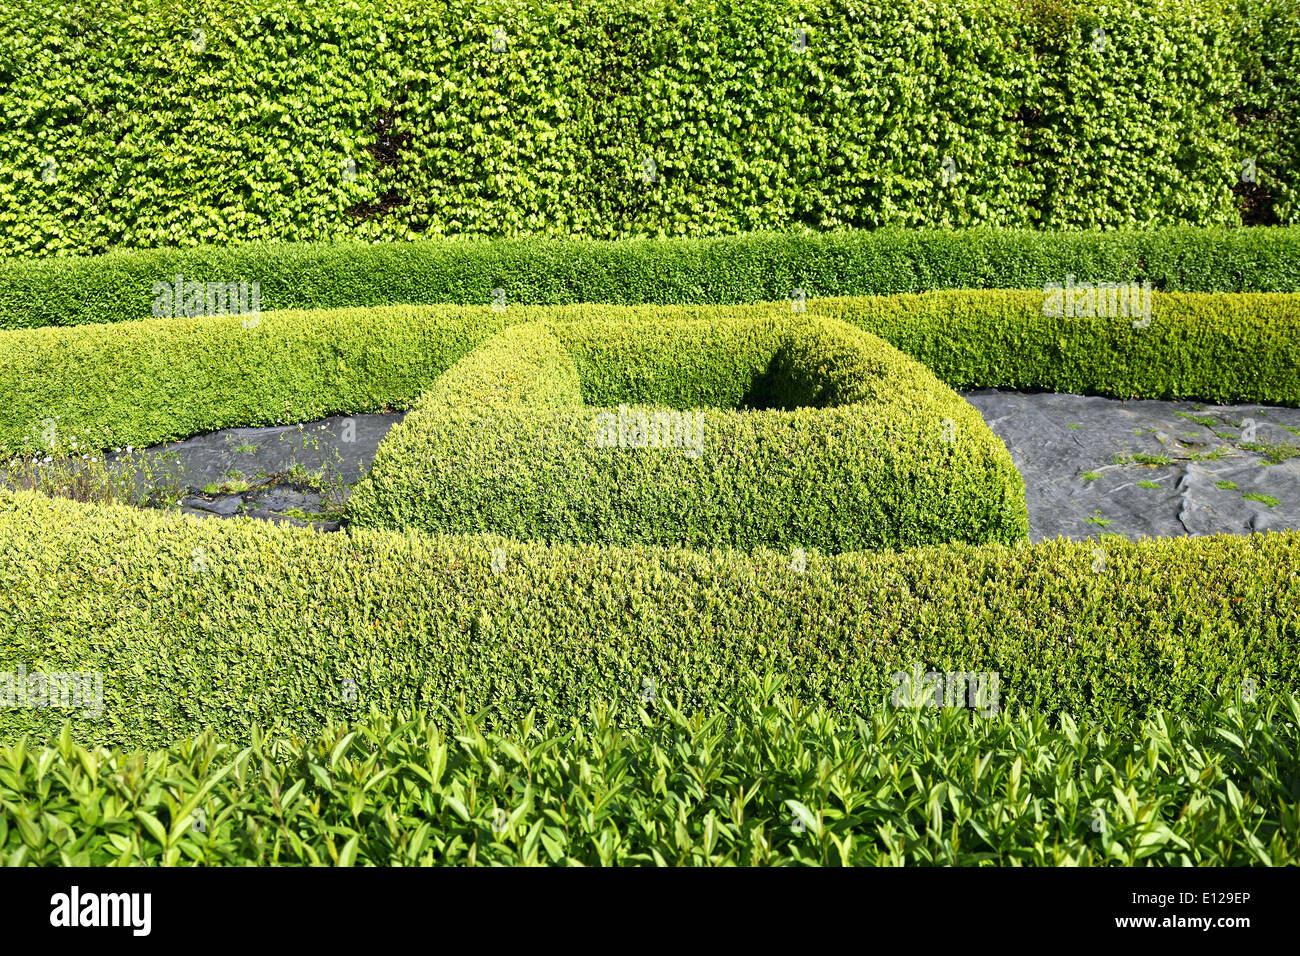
[1, 490, 1296, 747]
[1, 685, 1297, 865]
[1, 0, 1295, 260]
[5, 226, 1300, 330]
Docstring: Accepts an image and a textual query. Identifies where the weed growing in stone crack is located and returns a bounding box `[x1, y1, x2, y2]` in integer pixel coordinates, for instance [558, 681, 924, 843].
[279, 424, 349, 509]
[1081, 471, 1101, 481]
[3, 433, 184, 508]
[1243, 493, 1280, 507]
[1117, 452, 1173, 466]
[203, 477, 251, 494]
[1217, 480, 1239, 490]
[1137, 480, 1162, 489]
[1085, 510, 1111, 527]
[1241, 440, 1300, 465]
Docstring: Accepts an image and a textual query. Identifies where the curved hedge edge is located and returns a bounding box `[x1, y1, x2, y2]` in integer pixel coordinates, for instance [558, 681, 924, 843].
[2, 290, 1298, 454]
[1, 489, 1295, 750]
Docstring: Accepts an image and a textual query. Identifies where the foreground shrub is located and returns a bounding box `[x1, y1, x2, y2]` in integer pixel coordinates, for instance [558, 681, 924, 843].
[348, 316, 1028, 551]
[2, 292, 1298, 453]
[1, 491, 1295, 748]
[2, 685, 1296, 865]
[0, 0, 1281, 259]
[5, 227, 1300, 330]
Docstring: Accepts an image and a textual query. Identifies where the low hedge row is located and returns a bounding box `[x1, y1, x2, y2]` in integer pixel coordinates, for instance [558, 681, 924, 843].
[347, 316, 1028, 552]
[5, 227, 1300, 330]
[827, 290, 1300, 404]
[2, 291, 1298, 453]
[1, 490, 1296, 750]
[0, 305, 507, 451]
[5, 688, 1297, 866]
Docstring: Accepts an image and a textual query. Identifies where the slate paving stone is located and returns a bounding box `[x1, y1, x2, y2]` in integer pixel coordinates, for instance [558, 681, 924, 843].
[122, 411, 404, 493]
[962, 390, 1300, 542]
[182, 495, 243, 516]
[110, 411, 404, 532]
[246, 488, 313, 512]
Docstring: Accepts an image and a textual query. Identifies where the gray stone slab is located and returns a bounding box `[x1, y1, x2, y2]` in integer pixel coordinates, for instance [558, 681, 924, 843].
[182, 495, 243, 516]
[961, 390, 1300, 541]
[124, 411, 405, 493]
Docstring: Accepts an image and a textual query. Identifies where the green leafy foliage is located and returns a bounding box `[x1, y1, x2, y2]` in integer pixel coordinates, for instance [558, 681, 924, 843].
[0, 304, 506, 450]
[833, 290, 1300, 404]
[0, 0, 1290, 261]
[1231, 0, 1300, 225]
[2, 681, 1297, 865]
[5, 226, 1300, 330]
[1, 489, 1297, 748]
[2, 291, 1297, 454]
[347, 316, 1028, 551]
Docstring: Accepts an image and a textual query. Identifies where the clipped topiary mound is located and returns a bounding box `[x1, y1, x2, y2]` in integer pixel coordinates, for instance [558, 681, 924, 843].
[347, 315, 1028, 551]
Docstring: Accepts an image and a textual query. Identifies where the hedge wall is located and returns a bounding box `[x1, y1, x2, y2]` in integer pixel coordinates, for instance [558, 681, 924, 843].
[1234, 0, 1300, 225]
[347, 316, 1029, 551]
[5, 690, 1297, 865]
[6, 227, 1300, 331]
[1, 0, 1292, 260]
[2, 292, 1297, 453]
[1, 490, 1296, 750]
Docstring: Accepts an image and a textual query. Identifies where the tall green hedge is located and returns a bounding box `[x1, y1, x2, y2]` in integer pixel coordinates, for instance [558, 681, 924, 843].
[2, 292, 1298, 453]
[5, 227, 1300, 330]
[347, 317, 1028, 551]
[1, 489, 1296, 749]
[1233, 0, 1300, 225]
[0, 0, 1290, 260]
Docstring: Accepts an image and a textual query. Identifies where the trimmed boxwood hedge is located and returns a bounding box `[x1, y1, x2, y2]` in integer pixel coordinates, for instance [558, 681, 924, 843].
[347, 316, 1029, 551]
[2, 291, 1298, 453]
[830, 290, 1300, 402]
[0, 304, 508, 451]
[4, 688, 1298, 865]
[5, 227, 1300, 330]
[1, 489, 1296, 750]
